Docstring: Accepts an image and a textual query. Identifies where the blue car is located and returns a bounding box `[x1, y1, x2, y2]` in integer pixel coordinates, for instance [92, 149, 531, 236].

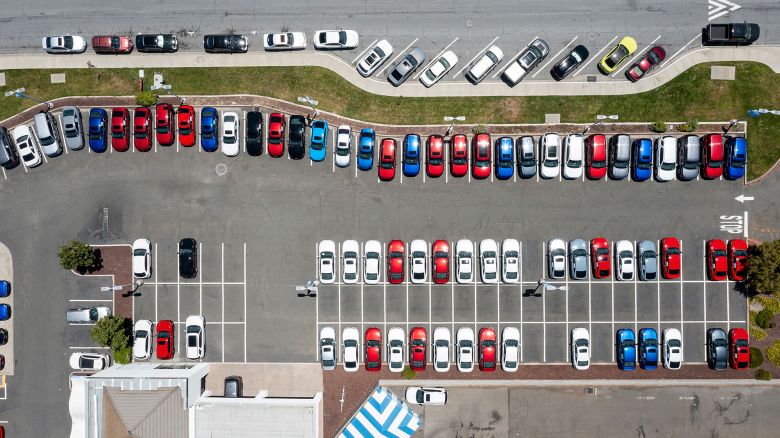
[0, 303, 10, 321]
[631, 138, 652, 182]
[724, 136, 747, 180]
[495, 137, 514, 180]
[403, 134, 421, 177]
[638, 328, 659, 370]
[88, 108, 108, 153]
[616, 328, 636, 370]
[0, 280, 9, 297]
[309, 120, 329, 162]
[357, 128, 376, 171]
[200, 107, 219, 152]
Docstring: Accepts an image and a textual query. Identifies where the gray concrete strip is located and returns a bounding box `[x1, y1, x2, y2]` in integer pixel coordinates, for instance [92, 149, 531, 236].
[0, 241, 13, 376]
[379, 379, 780, 387]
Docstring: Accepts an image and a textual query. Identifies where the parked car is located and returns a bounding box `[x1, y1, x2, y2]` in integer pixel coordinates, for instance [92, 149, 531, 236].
[335, 125, 352, 168]
[501, 38, 549, 86]
[309, 120, 328, 162]
[729, 328, 750, 369]
[263, 32, 306, 51]
[357, 40, 393, 77]
[224, 376, 243, 398]
[480, 239, 498, 284]
[268, 113, 286, 158]
[550, 45, 589, 81]
[245, 111, 263, 156]
[409, 326, 427, 371]
[466, 45, 503, 84]
[319, 326, 337, 371]
[0, 280, 10, 298]
[432, 240, 450, 284]
[472, 133, 492, 179]
[616, 328, 636, 370]
[540, 133, 561, 179]
[450, 134, 469, 177]
[608, 134, 631, 180]
[33, 112, 63, 157]
[631, 138, 653, 182]
[133, 107, 152, 152]
[660, 237, 682, 279]
[133, 319, 153, 360]
[638, 328, 659, 370]
[136, 34, 178, 53]
[707, 328, 728, 370]
[108, 107, 130, 152]
[132, 238, 152, 279]
[663, 328, 683, 369]
[410, 239, 428, 284]
[69, 353, 110, 371]
[707, 239, 728, 281]
[388, 47, 425, 86]
[426, 135, 445, 177]
[405, 387, 447, 405]
[591, 237, 611, 279]
[420, 50, 458, 87]
[318, 240, 336, 284]
[517, 136, 537, 179]
[703, 22, 760, 46]
[637, 240, 658, 281]
[599, 36, 637, 74]
[203, 34, 248, 53]
[495, 137, 514, 180]
[0, 127, 20, 169]
[568, 239, 588, 280]
[179, 238, 198, 279]
[379, 138, 397, 181]
[185, 314, 205, 360]
[156, 319, 175, 360]
[200, 107, 219, 152]
[571, 328, 591, 370]
[701, 133, 724, 179]
[12, 125, 42, 168]
[615, 240, 634, 281]
[433, 327, 451, 372]
[402, 133, 421, 177]
[387, 327, 405, 372]
[724, 136, 747, 180]
[387, 239, 405, 284]
[456, 239, 474, 284]
[0, 304, 10, 321]
[456, 327, 475, 372]
[66, 306, 111, 324]
[155, 103, 175, 146]
[654, 136, 677, 182]
[563, 134, 584, 179]
[548, 238, 566, 279]
[342, 327, 360, 372]
[677, 135, 700, 181]
[501, 327, 520, 372]
[585, 134, 607, 180]
[728, 239, 748, 282]
[364, 240, 381, 284]
[365, 327, 382, 371]
[478, 327, 497, 371]
[61, 106, 84, 151]
[625, 46, 666, 82]
[288, 115, 306, 160]
[92, 35, 133, 54]
[42, 35, 86, 53]
[313, 30, 359, 50]
[502, 239, 520, 284]
[87, 108, 108, 153]
[342, 240, 359, 284]
[357, 128, 376, 171]
[221, 111, 240, 157]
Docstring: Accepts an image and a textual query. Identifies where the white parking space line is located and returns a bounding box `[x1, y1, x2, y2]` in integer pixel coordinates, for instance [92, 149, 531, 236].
[493, 35, 538, 79]
[199, 241, 203, 313]
[331, 128, 336, 173]
[611, 35, 662, 78]
[657, 239, 662, 335]
[376, 38, 418, 77]
[68, 299, 113, 302]
[533, 36, 578, 78]
[414, 37, 460, 80]
[743, 211, 749, 238]
[702, 240, 707, 358]
[519, 241, 524, 362]
[663, 34, 701, 67]
[541, 240, 546, 362]
[454, 36, 499, 78]
[1, 168, 7, 180]
[351, 39, 378, 64]
[338, 241, 342, 336]
[154, 242, 159, 321]
[633, 240, 638, 336]
[611, 268, 615, 362]
[221, 242, 225, 363]
[177, 241, 181, 355]
[680, 239, 685, 345]
[564, 263, 569, 361]
[244, 242, 247, 363]
[69, 346, 110, 349]
[573, 35, 618, 78]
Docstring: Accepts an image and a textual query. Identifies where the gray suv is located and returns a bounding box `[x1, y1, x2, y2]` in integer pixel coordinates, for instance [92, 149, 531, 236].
[677, 135, 700, 181]
[608, 134, 631, 180]
[637, 240, 657, 281]
[568, 239, 588, 280]
[388, 48, 425, 87]
[706, 328, 728, 370]
[61, 106, 84, 151]
[516, 136, 537, 178]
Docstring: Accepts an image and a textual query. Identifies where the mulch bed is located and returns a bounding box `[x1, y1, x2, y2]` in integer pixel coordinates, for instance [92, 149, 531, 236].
[77, 245, 133, 319]
[750, 310, 780, 377]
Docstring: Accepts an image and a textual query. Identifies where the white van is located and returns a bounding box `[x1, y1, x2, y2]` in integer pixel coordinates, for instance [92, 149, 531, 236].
[465, 46, 503, 84]
[33, 112, 63, 157]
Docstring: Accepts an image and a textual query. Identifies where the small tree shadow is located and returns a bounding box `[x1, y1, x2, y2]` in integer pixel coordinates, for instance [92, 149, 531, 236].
[87, 249, 104, 273]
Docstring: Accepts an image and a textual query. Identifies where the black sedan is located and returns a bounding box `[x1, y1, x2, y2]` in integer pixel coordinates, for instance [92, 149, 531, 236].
[288, 115, 307, 160]
[550, 45, 589, 81]
[135, 34, 178, 53]
[204, 34, 248, 53]
[179, 238, 198, 279]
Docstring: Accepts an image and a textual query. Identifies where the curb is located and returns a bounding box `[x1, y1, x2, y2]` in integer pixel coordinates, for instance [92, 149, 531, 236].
[378, 378, 780, 387]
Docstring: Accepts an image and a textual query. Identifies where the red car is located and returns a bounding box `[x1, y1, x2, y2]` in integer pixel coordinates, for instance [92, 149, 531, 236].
[478, 327, 497, 371]
[728, 239, 748, 282]
[156, 319, 175, 360]
[155, 103, 175, 146]
[365, 327, 382, 371]
[177, 105, 196, 147]
[585, 134, 607, 180]
[707, 239, 728, 281]
[625, 46, 666, 82]
[661, 237, 682, 279]
[133, 108, 152, 152]
[409, 326, 427, 371]
[471, 133, 491, 179]
[700, 134, 724, 179]
[387, 239, 405, 284]
[379, 138, 397, 181]
[268, 113, 286, 157]
[110, 107, 130, 152]
[450, 134, 468, 177]
[426, 135, 445, 177]
[432, 240, 450, 284]
[92, 35, 134, 54]
[728, 328, 749, 369]
[590, 237, 611, 279]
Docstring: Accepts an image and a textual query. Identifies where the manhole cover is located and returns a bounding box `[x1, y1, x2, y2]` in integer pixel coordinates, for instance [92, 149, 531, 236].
[588, 32, 597, 41]
[465, 19, 473, 28]
[215, 163, 227, 176]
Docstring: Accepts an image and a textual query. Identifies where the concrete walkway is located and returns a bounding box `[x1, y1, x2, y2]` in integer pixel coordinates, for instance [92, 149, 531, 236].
[1, 46, 778, 97]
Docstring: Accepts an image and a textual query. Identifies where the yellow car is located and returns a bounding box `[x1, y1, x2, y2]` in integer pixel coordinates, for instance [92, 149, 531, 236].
[598, 36, 637, 74]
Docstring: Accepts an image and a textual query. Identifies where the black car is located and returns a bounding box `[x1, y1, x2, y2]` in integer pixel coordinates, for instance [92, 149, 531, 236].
[288, 115, 307, 160]
[178, 238, 198, 279]
[0, 328, 7, 345]
[204, 34, 248, 53]
[246, 111, 264, 156]
[135, 34, 178, 53]
[550, 45, 589, 81]
[707, 328, 728, 370]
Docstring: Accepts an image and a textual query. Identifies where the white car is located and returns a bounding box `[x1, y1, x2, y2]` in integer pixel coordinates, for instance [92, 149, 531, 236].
[319, 240, 336, 284]
[655, 136, 677, 182]
[501, 327, 520, 372]
[410, 239, 428, 284]
[357, 40, 393, 77]
[342, 240, 359, 284]
[364, 240, 381, 284]
[540, 133, 561, 179]
[502, 239, 520, 283]
[571, 327, 590, 370]
[263, 32, 306, 51]
[132, 238, 152, 279]
[185, 314, 205, 360]
[480, 239, 498, 283]
[420, 50, 458, 87]
[69, 352, 110, 371]
[547, 238, 566, 279]
[615, 240, 635, 281]
[563, 134, 584, 179]
[405, 387, 447, 406]
[387, 327, 405, 372]
[320, 326, 337, 371]
[132, 319, 153, 360]
[13, 125, 43, 169]
[342, 327, 360, 372]
[335, 125, 352, 168]
[221, 111, 239, 157]
[465, 45, 504, 84]
[313, 30, 359, 50]
[456, 327, 474, 372]
[42, 35, 87, 54]
[455, 239, 474, 284]
[433, 327, 451, 372]
[663, 328, 683, 370]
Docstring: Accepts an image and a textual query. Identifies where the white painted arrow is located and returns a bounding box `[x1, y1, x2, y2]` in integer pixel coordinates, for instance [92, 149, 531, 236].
[708, 0, 741, 22]
[735, 194, 754, 203]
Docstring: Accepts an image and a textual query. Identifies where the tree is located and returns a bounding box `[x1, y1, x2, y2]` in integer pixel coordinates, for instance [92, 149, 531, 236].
[90, 315, 130, 351]
[747, 240, 780, 296]
[136, 90, 159, 107]
[58, 240, 96, 270]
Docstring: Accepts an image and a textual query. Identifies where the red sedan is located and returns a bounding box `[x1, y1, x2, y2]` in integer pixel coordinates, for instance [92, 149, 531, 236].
[728, 328, 749, 369]
[155, 103, 175, 146]
[707, 239, 728, 281]
[661, 237, 682, 279]
[387, 239, 405, 284]
[177, 105, 196, 147]
[701, 134, 724, 179]
[92, 35, 134, 54]
[268, 113, 286, 157]
[426, 135, 445, 177]
[450, 134, 468, 177]
[365, 327, 382, 371]
[625, 46, 666, 82]
[110, 107, 130, 152]
[471, 133, 491, 179]
[590, 237, 611, 279]
[585, 134, 607, 180]
[409, 326, 427, 371]
[133, 107, 152, 152]
[432, 240, 450, 284]
[156, 319, 175, 360]
[478, 327, 497, 371]
[728, 239, 748, 282]
[379, 138, 397, 181]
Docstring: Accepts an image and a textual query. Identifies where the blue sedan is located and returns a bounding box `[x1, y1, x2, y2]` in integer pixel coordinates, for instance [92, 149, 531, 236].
[638, 328, 658, 370]
[403, 134, 421, 177]
[0, 303, 10, 321]
[200, 107, 219, 152]
[724, 136, 747, 180]
[309, 120, 329, 162]
[357, 128, 376, 171]
[0, 280, 9, 297]
[631, 138, 652, 182]
[88, 108, 108, 153]
[495, 137, 514, 180]
[616, 328, 636, 370]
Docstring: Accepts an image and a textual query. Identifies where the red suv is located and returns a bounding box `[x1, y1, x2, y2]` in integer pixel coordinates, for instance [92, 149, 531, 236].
[590, 237, 611, 279]
[379, 138, 397, 181]
[426, 135, 444, 177]
[478, 327, 497, 371]
[409, 326, 427, 371]
[177, 105, 196, 147]
[471, 133, 491, 179]
[92, 35, 134, 54]
[110, 107, 130, 152]
[707, 239, 727, 281]
[387, 239, 405, 284]
[728, 328, 749, 369]
[450, 134, 468, 177]
[156, 319, 175, 360]
[585, 134, 607, 180]
[661, 237, 681, 279]
[365, 327, 382, 371]
[268, 113, 286, 157]
[728, 239, 748, 281]
[133, 107, 152, 152]
[432, 240, 450, 284]
[700, 134, 724, 179]
[155, 103, 175, 146]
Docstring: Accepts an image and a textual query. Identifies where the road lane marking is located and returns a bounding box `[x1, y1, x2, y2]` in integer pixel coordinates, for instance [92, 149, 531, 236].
[663, 34, 701, 67]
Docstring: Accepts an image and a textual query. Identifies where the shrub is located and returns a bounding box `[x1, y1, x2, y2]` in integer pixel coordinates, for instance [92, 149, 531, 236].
[471, 124, 487, 134]
[747, 240, 780, 296]
[766, 341, 780, 367]
[650, 121, 667, 133]
[756, 295, 780, 314]
[113, 345, 132, 365]
[676, 120, 699, 132]
[90, 315, 130, 351]
[58, 240, 96, 270]
[750, 347, 764, 368]
[755, 308, 775, 329]
[401, 366, 417, 380]
[752, 326, 768, 341]
[754, 369, 772, 381]
[136, 90, 159, 107]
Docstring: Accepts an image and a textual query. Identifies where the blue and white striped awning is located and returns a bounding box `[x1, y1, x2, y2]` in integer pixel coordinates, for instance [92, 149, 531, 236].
[339, 386, 421, 438]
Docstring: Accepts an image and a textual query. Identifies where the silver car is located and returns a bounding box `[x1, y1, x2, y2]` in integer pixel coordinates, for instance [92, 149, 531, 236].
[608, 134, 631, 180]
[517, 136, 536, 178]
[637, 240, 658, 281]
[61, 106, 84, 150]
[568, 239, 588, 280]
[319, 326, 337, 371]
[388, 48, 425, 87]
[677, 135, 700, 181]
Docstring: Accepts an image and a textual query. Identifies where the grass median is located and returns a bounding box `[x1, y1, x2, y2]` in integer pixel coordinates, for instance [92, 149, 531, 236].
[0, 62, 778, 179]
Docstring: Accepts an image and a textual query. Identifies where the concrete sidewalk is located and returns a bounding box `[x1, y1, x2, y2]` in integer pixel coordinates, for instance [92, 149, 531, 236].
[1, 46, 778, 97]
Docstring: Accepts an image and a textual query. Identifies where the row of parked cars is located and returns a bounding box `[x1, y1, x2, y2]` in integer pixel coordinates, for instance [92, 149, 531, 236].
[131, 316, 206, 361]
[0, 280, 11, 371]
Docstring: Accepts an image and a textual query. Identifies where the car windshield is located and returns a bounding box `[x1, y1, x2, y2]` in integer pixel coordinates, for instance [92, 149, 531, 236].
[89, 308, 99, 321]
[391, 70, 404, 81]
[158, 331, 169, 339]
[606, 46, 628, 68]
[661, 161, 675, 171]
[135, 330, 148, 339]
[482, 340, 496, 348]
[668, 339, 681, 348]
[567, 160, 581, 168]
[709, 160, 723, 167]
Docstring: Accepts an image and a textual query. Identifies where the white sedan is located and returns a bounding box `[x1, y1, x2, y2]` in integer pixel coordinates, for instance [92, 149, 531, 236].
[410, 239, 428, 284]
[335, 125, 352, 168]
[571, 327, 590, 370]
[455, 239, 474, 284]
[456, 327, 474, 372]
[319, 240, 336, 284]
[615, 240, 635, 281]
[69, 352, 110, 371]
[342, 240, 359, 284]
[263, 32, 306, 51]
[364, 240, 381, 284]
[547, 238, 566, 279]
[405, 387, 447, 405]
[387, 327, 405, 372]
[132, 238, 152, 279]
[502, 239, 520, 283]
[501, 327, 520, 372]
[13, 125, 42, 169]
[357, 40, 393, 77]
[43, 35, 87, 54]
[185, 314, 206, 360]
[221, 111, 240, 157]
[562, 134, 584, 180]
[433, 327, 451, 372]
[540, 133, 561, 179]
[663, 328, 683, 369]
[313, 30, 359, 50]
[342, 326, 360, 372]
[132, 319, 153, 360]
[420, 50, 458, 87]
[479, 239, 498, 283]
[655, 136, 677, 182]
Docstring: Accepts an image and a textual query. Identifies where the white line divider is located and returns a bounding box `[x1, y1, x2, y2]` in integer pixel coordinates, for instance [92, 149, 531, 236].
[680, 239, 684, 348]
[414, 37, 460, 80]
[612, 35, 662, 78]
[154, 242, 159, 321]
[351, 39, 378, 64]
[493, 35, 539, 79]
[573, 35, 618, 78]
[454, 36, 500, 78]
[221, 242, 225, 363]
[534, 36, 578, 78]
[244, 242, 247, 363]
[702, 239, 707, 359]
[376, 38, 419, 77]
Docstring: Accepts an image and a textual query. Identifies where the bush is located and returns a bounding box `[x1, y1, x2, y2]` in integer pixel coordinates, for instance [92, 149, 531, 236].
[756, 295, 780, 314]
[747, 240, 780, 296]
[58, 240, 96, 270]
[650, 121, 667, 133]
[113, 345, 132, 365]
[136, 90, 159, 107]
[677, 120, 699, 132]
[766, 341, 780, 367]
[750, 347, 764, 368]
[755, 369, 772, 381]
[755, 308, 775, 329]
[471, 124, 487, 135]
[401, 366, 417, 380]
[90, 315, 130, 351]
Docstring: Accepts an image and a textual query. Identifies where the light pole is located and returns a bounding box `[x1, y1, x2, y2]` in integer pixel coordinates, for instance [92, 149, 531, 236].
[4, 87, 52, 110]
[443, 115, 466, 137]
[101, 280, 144, 293]
[298, 96, 320, 122]
[582, 114, 618, 135]
[747, 108, 780, 118]
[528, 279, 568, 296]
[723, 119, 744, 135]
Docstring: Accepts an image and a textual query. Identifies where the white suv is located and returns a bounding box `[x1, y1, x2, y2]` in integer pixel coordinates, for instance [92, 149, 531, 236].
[410, 239, 428, 284]
[132, 238, 152, 279]
[185, 314, 205, 360]
[456, 327, 474, 372]
[342, 327, 360, 372]
[387, 327, 405, 372]
[132, 319, 153, 360]
[501, 327, 520, 372]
